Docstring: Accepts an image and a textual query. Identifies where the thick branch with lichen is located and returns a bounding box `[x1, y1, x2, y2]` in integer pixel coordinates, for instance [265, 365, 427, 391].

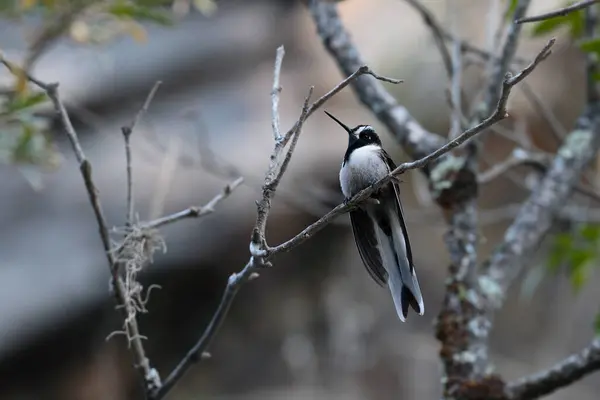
[307, 2, 565, 398]
[507, 339, 600, 400]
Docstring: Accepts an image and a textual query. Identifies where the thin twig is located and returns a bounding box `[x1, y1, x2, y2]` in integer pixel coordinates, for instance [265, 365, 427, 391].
[449, 28, 464, 138]
[278, 66, 402, 148]
[150, 258, 254, 400]
[478, 148, 549, 183]
[151, 53, 317, 400]
[142, 177, 244, 229]
[480, 0, 532, 122]
[122, 81, 162, 226]
[304, 66, 401, 124]
[275, 88, 313, 183]
[253, 63, 401, 245]
[404, 0, 453, 78]
[507, 339, 600, 400]
[516, 0, 599, 24]
[268, 40, 554, 256]
[0, 60, 160, 392]
[490, 0, 509, 53]
[519, 81, 567, 143]
[271, 46, 285, 141]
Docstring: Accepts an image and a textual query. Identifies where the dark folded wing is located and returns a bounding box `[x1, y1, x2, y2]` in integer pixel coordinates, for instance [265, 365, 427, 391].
[350, 209, 388, 286]
[378, 150, 415, 270]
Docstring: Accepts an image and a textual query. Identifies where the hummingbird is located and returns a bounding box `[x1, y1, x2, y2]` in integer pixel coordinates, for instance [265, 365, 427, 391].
[325, 111, 424, 322]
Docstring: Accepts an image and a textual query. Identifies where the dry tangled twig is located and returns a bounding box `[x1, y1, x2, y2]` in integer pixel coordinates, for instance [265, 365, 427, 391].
[114, 227, 167, 324]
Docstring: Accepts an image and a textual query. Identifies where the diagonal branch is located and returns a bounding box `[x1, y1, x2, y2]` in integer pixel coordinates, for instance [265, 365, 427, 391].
[141, 177, 244, 230]
[404, 0, 453, 78]
[507, 339, 600, 400]
[268, 40, 554, 256]
[516, 0, 599, 24]
[480, 0, 600, 314]
[480, 127, 600, 293]
[483, 0, 532, 119]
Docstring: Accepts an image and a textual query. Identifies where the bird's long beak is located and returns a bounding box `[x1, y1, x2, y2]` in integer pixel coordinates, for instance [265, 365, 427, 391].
[324, 111, 352, 135]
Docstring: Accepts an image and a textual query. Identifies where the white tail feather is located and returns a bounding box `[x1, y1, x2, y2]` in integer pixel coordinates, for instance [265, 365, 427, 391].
[370, 205, 424, 321]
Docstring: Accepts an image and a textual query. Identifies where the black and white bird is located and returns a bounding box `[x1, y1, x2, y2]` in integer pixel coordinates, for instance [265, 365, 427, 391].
[325, 111, 424, 322]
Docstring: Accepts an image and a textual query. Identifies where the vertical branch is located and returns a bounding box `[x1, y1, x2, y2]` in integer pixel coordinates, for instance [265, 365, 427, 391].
[484, 0, 532, 113]
[121, 81, 162, 226]
[11, 77, 161, 393]
[449, 8, 464, 139]
[271, 46, 285, 141]
[124, 131, 134, 226]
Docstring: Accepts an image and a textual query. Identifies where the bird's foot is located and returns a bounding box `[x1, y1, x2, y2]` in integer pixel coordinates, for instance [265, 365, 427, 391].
[390, 175, 404, 185]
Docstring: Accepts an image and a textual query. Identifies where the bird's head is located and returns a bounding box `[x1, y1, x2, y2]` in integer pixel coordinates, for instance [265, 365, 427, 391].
[324, 110, 382, 148]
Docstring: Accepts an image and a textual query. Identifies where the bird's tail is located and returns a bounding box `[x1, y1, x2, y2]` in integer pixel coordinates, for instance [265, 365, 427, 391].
[373, 205, 424, 322]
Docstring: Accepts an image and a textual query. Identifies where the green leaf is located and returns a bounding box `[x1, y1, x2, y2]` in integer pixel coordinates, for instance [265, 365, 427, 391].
[531, 9, 584, 38]
[532, 16, 570, 36]
[108, 2, 173, 26]
[595, 312, 600, 336]
[4, 92, 47, 114]
[11, 122, 36, 163]
[569, 263, 590, 291]
[580, 223, 600, 242]
[579, 38, 600, 58]
[569, 248, 593, 269]
[547, 233, 573, 272]
[567, 248, 594, 291]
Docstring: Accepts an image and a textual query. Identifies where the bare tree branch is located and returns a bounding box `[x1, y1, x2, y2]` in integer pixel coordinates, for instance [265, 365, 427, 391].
[483, 0, 532, 120]
[0, 57, 161, 393]
[449, 36, 464, 139]
[122, 81, 162, 227]
[151, 49, 318, 399]
[269, 40, 554, 255]
[478, 148, 549, 184]
[480, 0, 600, 315]
[507, 339, 600, 400]
[141, 177, 244, 230]
[519, 81, 567, 143]
[516, 0, 599, 24]
[271, 46, 285, 141]
[404, 0, 453, 78]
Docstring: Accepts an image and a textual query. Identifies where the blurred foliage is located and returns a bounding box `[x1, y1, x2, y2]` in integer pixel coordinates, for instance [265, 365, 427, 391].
[0, 0, 216, 188]
[0, 82, 60, 189]
[545, 224, 600, 335]
[548, 224, 600, 292]
[530, 8, 584, 38]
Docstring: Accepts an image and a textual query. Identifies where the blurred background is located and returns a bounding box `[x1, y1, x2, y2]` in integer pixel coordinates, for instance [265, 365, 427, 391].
[0, 0, 599, 399]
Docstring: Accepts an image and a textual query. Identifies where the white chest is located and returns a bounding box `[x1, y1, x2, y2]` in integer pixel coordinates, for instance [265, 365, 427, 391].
[339, 145, 389, 198]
